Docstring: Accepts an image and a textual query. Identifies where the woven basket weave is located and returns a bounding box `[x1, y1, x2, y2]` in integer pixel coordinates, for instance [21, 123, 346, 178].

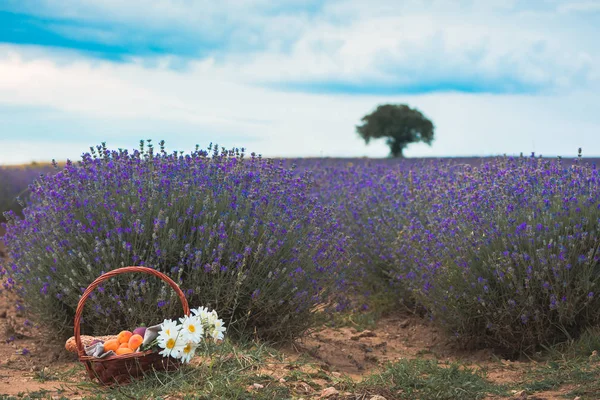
[74, 266, 190, 385]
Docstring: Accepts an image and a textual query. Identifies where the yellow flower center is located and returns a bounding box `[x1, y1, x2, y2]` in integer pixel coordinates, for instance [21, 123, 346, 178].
[188, 324, 196, 333]
[166, 338, 176, 349]
[183, 343, 192, 353]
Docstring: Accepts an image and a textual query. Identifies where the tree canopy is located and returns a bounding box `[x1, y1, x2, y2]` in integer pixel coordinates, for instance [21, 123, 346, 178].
[356, 104, 435, 158]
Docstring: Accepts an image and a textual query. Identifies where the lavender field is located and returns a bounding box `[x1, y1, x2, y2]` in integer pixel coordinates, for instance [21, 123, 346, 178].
[0, 163, 57, 223]
[2, 145, 599, 353]
[2, 146, 600, 398]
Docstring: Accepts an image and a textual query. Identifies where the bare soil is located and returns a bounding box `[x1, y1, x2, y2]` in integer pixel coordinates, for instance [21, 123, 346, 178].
[0, 282, 87, 397]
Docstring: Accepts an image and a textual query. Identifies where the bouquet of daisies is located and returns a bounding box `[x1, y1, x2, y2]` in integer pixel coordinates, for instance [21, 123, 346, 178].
[143, 306, 226, 364]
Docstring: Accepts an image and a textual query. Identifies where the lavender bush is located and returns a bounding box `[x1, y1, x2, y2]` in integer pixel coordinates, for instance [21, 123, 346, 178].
[304, 160, 422, 307]
[2, 141, 349, 342]
[288, 158, 468, 310]
[400, 155, 600, 354]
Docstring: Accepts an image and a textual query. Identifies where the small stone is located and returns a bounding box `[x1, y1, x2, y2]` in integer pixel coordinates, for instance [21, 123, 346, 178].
[247, 383, 264, 392]
[297, 382, 314, 393]
[320, 387, 339, 398]
[350, 330, 377, 340]
[365, 355, 379, 363]
[279, 377, 286, 383]
[513, 389, 527, 399]
[360, 329, 376, 337]
[574, 397, 581, 400]
[359, 343, 373, 352]
[399, 319, 410, 328]
[370, 396, 388, 400]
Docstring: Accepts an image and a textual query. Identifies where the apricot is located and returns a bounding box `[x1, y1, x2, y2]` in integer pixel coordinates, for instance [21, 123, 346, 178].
[128, 334, 143, 351]
[117, 330, 133, 344]
[103, 339, 120, 352]
[116, 347, 133, 355]
[119, 342, 129, 349]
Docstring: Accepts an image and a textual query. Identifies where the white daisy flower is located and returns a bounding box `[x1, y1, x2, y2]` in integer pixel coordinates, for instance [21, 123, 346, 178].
[178, 338, 199, 364]
[157, 326, 183, 359]
[210, 318, 226, 341]
[190, 306, 208, 317]
[179, 315, 204, 343]
[158, 318, 179, 338]
[205, 310, 220, 326]
[190, 306, 226, 341]
[191, 306, 211, 325]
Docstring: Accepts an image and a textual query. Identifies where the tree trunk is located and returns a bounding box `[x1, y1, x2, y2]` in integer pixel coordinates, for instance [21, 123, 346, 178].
[389, 140, 404, 158]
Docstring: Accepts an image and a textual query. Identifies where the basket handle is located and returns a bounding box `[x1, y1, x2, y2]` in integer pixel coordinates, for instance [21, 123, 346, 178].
[74, 266, 190, 357]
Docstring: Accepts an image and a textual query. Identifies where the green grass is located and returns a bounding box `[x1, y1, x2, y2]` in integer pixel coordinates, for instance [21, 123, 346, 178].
[83, 358, 507, 400]
[4, 320, 600, 399]
[515, 328, 600, 399]
[5, 350, 598, 400]
[0, 343, 509, 400]
[515, 357, 600, 400]
[78, 368, 288, 400]
[73, 340, 290, 400]
[338, 359, 508, 400]
[0, 390, 69, 400]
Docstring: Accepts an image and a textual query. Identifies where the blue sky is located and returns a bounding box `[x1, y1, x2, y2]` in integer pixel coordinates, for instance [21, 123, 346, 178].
[0, 0, 599, 163]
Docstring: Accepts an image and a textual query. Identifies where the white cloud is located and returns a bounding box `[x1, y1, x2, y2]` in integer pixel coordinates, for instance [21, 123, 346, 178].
[4, 0, 598, 93]
[558, 1, 600, 13]
[0, 0, 599, 162]
[217, 14, 594, 93]
[1, 44, 599, 163]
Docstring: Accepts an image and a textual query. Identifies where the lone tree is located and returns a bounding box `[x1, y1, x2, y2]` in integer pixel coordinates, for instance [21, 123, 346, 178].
[356, 104, 435, 158]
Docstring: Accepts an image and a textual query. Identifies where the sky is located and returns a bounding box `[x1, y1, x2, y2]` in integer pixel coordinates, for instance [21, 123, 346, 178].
[0, 0, 599, 164]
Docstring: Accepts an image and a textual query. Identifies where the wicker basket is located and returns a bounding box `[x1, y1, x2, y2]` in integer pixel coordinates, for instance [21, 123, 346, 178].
[74, 266, 190, 385]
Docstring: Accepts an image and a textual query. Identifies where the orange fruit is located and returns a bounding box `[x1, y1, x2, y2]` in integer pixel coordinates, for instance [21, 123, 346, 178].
[119, 342, 129, 349]
[128, 334, 143, 351]
[117, 330, 133, 344]
[103, 339, 119, 352]
[116, 347, 133, 355]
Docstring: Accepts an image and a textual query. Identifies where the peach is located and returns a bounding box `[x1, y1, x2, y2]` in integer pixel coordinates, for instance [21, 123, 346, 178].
[117, 330, 132, 344]
[103, 339, 119, 352]
[128, 334, 143, 351]
[116, 347, 133, 355]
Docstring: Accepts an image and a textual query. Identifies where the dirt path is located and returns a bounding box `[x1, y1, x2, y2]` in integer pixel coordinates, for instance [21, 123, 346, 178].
[0, 285, 88, 397]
